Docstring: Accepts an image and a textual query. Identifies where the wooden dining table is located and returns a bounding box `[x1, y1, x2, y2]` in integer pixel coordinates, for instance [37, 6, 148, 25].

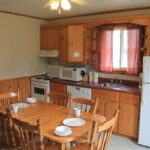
[0, 101, 106, 150]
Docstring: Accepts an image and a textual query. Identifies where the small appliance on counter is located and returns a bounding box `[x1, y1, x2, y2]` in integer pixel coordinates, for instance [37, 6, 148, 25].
[89, 72, 99, 83]
[59, 66, 86, 81]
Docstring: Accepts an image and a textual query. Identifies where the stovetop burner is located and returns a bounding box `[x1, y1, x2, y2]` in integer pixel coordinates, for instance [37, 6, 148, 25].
[43, 76, 51, 80]
[31, 76, 58, 84]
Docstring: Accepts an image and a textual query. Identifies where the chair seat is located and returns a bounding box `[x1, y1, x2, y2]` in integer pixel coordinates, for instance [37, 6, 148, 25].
[70, 142, 94, 150]
[36, 142, 59, 150]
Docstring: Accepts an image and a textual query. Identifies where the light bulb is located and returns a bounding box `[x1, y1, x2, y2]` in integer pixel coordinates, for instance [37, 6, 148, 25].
[50, 1, 59, 10]
[61, 0, 71, 10]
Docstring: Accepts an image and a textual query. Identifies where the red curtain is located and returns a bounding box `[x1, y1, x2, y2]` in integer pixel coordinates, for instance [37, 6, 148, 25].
[127, 26, 141, 74]
[95, 23, 141, 75]
[96, 27, 113, 72]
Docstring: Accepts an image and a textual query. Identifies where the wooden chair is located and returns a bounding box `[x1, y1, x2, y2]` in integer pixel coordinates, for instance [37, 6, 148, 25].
[12, 117, 59, 150]
[0, 89, 20, 106]
[0, 108, 18, 149]
[45, 90, 69, 107]
[69, 96, 98, 145]
[69, 109, 119, 150]
[70, 96, 99, 114]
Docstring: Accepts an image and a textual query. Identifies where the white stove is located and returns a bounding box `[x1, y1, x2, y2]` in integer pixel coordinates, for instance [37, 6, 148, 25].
[31, 76, 51, 84]
[31, 76, 51, 101]
[31, 65, 60, 101]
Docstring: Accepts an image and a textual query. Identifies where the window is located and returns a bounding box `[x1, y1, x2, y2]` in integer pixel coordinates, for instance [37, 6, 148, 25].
[95, 24, 141, 75]
[113, 28, 127, 69]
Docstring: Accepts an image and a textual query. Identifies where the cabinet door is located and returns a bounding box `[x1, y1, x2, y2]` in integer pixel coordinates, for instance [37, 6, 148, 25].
[68, 25, 84, 62]
[96, 100, 105, 116]
[40, 26, 59, 50]
[59, 26, 68, 62]
[51, 83, 67, 93]
[105, 101, 119, 132]
[83, 28, 94, 64]
[92, 89, 119, 133]
[118, 93, 140, 139]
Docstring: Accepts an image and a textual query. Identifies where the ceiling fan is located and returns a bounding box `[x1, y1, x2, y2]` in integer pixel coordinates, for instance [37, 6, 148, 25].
[44, 0, 86, 13]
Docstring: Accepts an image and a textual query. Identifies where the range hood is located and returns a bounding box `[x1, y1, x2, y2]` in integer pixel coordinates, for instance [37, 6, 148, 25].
[38, 50, 59, 57]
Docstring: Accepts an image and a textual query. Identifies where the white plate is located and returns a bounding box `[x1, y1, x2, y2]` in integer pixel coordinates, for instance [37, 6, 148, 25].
[12, 103, 30, 109]
[26, 97, 37, 103]
[63, 118, 86, 127]
[54, 126, 72, 136]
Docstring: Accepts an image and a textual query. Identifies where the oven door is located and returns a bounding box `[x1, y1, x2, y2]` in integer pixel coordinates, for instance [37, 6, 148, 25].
[31, 81, 50, 101]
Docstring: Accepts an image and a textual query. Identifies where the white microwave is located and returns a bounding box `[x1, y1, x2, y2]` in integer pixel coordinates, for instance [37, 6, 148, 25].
[59, 67, 86, 81]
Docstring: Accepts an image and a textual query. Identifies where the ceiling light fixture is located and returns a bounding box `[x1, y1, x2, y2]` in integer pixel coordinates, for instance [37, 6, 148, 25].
[49, 0, 71, 13]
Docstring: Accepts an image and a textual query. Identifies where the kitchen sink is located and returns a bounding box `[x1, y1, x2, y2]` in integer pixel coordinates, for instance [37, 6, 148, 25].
[99, 83, 124, 88]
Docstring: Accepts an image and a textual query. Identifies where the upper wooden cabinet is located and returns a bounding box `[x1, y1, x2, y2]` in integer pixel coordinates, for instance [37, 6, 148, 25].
[41, 24, 84, 62]
[40, 26, 60, 50]
[59, 25, 84, 62]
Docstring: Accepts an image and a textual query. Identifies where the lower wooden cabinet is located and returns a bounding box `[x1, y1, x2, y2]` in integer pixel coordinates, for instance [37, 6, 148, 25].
[118, 93, 140, 139]
[51, 82, 67, 94]
[105, 101, 119, 132]
[92, 89, 140, 138]
[92, 89, 119, 132]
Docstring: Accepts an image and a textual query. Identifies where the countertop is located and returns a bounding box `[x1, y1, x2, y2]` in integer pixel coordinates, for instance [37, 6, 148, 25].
[51, 79, 141, 95]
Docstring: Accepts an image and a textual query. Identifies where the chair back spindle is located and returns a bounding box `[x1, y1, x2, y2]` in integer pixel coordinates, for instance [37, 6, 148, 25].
[90, 109, 119, 150]
[12, 118, 44, 150]
[70, 96, 98, 114]
[46, 90, 69, 107]
[0, 107, 17, 148]
[0, 89, 20, 106]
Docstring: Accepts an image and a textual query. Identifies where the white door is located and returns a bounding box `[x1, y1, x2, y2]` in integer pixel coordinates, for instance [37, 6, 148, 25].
[143, 56, 150, 83]
[138, 83, 150, 147]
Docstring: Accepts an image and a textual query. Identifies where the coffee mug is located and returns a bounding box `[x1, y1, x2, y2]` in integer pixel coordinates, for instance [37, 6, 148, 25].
[12, 105, 19, 113]
[74, 108, 81, 117]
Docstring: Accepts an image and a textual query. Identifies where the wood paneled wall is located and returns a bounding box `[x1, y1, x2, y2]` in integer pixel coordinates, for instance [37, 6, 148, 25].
[0, 77, 31, 102]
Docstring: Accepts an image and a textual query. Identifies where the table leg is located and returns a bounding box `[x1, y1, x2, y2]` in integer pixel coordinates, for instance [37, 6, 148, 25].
[60, 143, 66, 150]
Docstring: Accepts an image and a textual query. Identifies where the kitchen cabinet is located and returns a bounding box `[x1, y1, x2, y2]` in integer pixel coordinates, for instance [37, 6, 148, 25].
[92, 89, 119, 132]
[59, 25, 84, 62]
[118, 93, 140, 139]
[92, 89, 140, 138]
[83, 28, 94, 64]
[51, 82, 67, 94]
[40, 26, 60, 50]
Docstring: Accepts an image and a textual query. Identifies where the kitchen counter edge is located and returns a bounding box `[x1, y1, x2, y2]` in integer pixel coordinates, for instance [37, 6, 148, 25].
[51, 79, 141, 95]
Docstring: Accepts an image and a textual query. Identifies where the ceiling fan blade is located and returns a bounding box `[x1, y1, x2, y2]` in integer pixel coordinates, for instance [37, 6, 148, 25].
[44, 1, 52, 8]
[70, 0, 87, 5]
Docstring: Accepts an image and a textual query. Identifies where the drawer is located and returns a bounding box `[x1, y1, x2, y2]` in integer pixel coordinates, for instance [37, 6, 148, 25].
[120, 93, 140, 106]
[92, 89, 119, 102]
[51, 83, 67, 93]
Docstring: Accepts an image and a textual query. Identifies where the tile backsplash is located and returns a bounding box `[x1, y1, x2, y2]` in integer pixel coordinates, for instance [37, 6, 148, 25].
[47, 58, 139, 81]
[98, 72, 139, 81]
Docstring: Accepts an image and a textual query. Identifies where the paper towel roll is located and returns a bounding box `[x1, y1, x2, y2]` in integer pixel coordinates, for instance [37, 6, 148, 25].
[89, 72, 93, 82]
[93, 72, 99, 83]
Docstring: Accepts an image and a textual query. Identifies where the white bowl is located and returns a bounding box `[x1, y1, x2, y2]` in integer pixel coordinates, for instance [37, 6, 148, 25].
[55, 126, 72, 136]
[26, 97, 37, 103]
